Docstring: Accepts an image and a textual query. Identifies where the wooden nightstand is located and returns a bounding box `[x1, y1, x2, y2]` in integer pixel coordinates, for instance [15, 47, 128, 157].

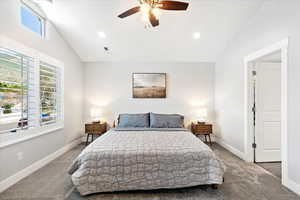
[191, 123, 213, 146]
[85, 122, 107, 145]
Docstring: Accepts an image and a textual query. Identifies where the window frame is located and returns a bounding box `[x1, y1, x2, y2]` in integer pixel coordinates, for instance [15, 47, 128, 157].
[0, 35, 64, 149]
[0, 47, 33, 132]
[20, 1, 46, 38]
[38, 52, 64, 128]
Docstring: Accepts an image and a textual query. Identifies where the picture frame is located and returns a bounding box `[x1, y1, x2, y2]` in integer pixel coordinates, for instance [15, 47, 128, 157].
[132, 73, 166, 98]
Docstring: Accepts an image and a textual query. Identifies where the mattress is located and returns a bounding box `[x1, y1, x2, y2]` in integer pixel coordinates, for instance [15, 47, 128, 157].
[68, 128, 225, 195]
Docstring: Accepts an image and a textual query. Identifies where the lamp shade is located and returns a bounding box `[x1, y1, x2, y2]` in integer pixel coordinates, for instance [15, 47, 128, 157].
[90, 108, 102, 122]
[197, 108, 207, 118]
[195, 108, 208, 123]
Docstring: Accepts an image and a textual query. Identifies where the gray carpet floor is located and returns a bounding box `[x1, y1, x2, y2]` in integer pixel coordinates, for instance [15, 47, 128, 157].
[0, 143, 299, 200]
[257, 162, 282, 179]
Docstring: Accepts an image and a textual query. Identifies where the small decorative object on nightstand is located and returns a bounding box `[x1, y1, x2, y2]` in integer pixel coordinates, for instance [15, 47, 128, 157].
[85, 122, 107, 145]
[191, 122, 213, 146]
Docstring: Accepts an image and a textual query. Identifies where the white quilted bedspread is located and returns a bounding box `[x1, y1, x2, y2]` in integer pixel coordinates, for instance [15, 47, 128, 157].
[68, 129, 225, 195]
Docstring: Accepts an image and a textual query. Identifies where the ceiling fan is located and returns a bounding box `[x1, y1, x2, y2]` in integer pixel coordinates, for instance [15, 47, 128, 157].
[118, 0, 189, 27]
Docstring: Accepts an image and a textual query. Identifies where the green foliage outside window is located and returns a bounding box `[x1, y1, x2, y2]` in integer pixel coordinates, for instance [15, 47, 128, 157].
[0, 81, 23, 92]
[1, 103, 14, 114]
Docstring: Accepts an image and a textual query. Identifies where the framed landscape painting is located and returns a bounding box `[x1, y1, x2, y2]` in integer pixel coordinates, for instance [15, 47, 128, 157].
[132, 73, 166, 98]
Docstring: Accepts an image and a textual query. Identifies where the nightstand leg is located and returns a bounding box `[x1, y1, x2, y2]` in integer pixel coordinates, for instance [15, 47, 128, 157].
[92, 134, 94, 142]
[204, 135, 208, 143]
[208, 134, 212, 146]
[86, 134, 90, 146]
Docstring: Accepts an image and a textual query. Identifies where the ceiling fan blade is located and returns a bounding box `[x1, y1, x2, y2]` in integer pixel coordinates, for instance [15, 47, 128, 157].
[159, 1, 189, 11]
[118, 6, 140, 18]
[149, 10, 159, 27]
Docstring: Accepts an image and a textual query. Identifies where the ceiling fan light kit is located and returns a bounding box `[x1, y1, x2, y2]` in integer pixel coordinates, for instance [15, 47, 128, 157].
[118, 0, 189, 28]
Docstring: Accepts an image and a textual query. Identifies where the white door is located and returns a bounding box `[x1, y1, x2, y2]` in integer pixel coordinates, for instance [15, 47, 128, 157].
[255, 62, 281, 162]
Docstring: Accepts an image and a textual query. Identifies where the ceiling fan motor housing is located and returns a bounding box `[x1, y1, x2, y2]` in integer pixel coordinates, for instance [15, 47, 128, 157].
[139, 0, 161, 8]
[119, 0, 189, 27]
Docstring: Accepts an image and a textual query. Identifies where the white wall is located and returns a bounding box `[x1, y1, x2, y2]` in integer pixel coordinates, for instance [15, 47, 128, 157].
[0, 0, 84, 181]
[84, 62, 215, 126]
[214, 0, 300, 189]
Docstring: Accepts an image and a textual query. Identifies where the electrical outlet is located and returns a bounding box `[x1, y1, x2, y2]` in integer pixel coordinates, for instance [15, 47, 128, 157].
[17, 152, 24, 161]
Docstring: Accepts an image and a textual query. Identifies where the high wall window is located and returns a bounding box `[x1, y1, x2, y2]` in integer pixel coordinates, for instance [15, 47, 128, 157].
[0, 37, 64, 140]
[21, 4, 45, 37]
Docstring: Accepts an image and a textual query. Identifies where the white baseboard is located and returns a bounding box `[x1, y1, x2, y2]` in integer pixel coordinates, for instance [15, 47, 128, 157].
[215, 137, 247, 161]
[0, 137, 82, 193]
[284, 177, 300, 196]
[215, 137, 300, 196]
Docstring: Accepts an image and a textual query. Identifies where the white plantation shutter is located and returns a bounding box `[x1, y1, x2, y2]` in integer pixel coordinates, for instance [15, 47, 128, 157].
[0, 47, 36, 133]
[39, 61, 63, 126]
[56, 64, 63, 122]
[23, 54, 37, 129]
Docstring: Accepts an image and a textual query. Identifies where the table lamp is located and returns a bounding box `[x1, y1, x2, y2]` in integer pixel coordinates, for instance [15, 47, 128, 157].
[90, 108, 102, 123]
[196, 108, 207, 124]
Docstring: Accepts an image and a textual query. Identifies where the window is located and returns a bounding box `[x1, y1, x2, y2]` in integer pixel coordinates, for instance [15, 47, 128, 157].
[0, 48, 35, 133]
[40, 62, 62, 126]
[21, 4, 45, 37]
[0, 37, 64, 143]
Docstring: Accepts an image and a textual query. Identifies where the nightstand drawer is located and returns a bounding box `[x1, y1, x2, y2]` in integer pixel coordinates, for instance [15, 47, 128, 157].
[193, 125, 212, 132]
[85, 123, 107, 134]
[192, 124, 212, 134]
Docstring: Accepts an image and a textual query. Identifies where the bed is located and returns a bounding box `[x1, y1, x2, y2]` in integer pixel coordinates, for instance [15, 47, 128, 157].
[68, 124, 225, 195]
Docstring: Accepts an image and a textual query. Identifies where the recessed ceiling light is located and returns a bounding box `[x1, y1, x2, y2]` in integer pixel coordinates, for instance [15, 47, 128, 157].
[193, 32, 201, 39]
[98, 32, 106, 38]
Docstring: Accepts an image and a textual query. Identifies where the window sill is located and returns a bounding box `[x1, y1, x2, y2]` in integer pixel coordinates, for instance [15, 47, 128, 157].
[0, 124, 64, 149]
[0, 114, 21, 125]
[0, 119, 19, 124]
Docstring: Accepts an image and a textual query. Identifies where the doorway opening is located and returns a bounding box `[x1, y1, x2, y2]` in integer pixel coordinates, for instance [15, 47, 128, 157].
[244, 39, 289, 185]
[251, 51, 282, 179]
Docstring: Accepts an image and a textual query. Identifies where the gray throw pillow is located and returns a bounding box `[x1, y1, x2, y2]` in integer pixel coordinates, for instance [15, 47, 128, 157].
[118, 113, 150, 128]
[150, 113, 184, 128]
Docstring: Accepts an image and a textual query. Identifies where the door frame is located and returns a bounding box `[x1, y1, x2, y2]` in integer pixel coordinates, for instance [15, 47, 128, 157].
[244, 38, 289, 184]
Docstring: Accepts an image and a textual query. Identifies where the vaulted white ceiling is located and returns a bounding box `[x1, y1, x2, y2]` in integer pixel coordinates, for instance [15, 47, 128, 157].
[38, 0, 264, 62]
